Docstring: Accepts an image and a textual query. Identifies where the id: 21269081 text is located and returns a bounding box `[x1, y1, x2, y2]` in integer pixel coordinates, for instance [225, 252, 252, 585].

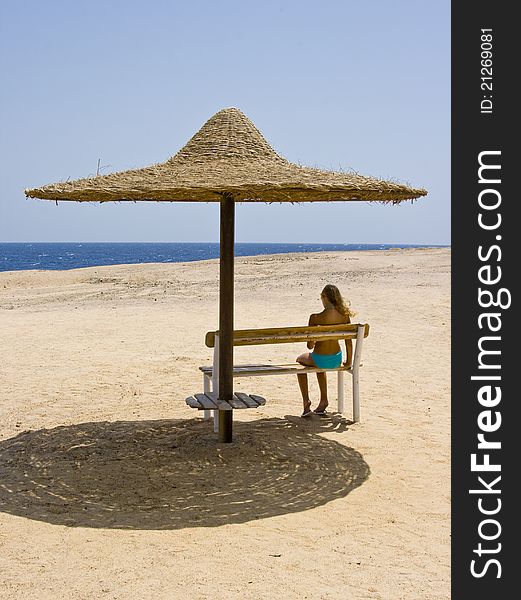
[480, 29, 493, 114]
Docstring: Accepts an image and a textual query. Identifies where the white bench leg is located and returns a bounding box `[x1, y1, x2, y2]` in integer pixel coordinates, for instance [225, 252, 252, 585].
[212, 336, 219, 432]
[210, 366, 218, 433]
[337, 370, 345, 414]
[209, 374, 219, 432]
[203, 374, 211, 420]
[352, 366, 360, 422]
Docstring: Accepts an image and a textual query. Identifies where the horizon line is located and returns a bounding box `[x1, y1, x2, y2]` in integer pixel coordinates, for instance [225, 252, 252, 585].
[0, 241, 451, 246]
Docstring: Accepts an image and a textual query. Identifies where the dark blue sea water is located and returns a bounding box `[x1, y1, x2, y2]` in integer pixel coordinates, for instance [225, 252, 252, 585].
[0, 243, 446, 272]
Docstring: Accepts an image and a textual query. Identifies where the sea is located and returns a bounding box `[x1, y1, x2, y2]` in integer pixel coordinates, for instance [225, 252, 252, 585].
[0, 242, 447, 272]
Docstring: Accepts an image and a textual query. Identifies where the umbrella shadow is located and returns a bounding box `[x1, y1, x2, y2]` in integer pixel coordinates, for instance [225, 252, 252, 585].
[284, 412, 355, 433]
[0, 417, 369, 530]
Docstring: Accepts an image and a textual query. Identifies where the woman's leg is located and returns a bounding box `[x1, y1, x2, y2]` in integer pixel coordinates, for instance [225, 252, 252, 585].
[296, 352, 315, 414]
[296, 352, 314, 367]
[297, 373, 311, 412]
[315, 372, 329, 412]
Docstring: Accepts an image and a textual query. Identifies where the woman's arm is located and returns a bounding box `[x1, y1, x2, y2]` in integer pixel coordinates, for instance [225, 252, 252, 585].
[307, 314, 316, 349]
[344, 316, 352, 366]
[344, 339, 353, 367]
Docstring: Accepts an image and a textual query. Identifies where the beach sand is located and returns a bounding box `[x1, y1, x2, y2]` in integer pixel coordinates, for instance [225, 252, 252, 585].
[0, 248, 450, 599]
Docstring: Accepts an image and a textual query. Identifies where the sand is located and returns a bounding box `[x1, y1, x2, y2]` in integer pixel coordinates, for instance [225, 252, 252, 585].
[0, 248, 450, 599]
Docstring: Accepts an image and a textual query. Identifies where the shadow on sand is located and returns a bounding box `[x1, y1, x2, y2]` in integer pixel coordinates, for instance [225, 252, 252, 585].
[0, 416, 369, 530]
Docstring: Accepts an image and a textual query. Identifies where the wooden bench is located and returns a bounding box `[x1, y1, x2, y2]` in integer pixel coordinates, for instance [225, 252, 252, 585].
[188, 323, 369, 430]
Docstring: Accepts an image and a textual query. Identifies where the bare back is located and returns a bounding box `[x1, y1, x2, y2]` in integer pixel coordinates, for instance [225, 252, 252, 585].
[309, 307, 351, 355]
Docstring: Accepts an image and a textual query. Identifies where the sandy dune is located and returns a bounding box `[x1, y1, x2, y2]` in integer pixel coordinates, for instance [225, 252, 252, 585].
[0, 248, 450, 599]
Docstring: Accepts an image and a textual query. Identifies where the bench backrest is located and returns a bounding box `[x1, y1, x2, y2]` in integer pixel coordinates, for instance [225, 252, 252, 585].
[205, 323, 369, 348]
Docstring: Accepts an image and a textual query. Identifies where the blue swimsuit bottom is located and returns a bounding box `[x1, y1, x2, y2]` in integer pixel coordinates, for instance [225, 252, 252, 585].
[311, 350, 343, 369]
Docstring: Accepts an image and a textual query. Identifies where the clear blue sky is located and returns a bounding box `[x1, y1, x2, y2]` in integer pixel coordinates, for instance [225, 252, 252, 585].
[0, 0, 450, 244]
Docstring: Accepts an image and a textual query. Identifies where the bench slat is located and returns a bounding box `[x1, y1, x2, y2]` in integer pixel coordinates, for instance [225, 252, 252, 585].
[201, 363, 293, 373]
[234, 392, 260, 408]
[194, 393, 234, 411]
[228, 394, 248, 409]
[186, 393, 264, 410]
[224, 332, 355, 346]
[205, 323, 369, 348]
[194, 393, 218, 410]
[249, 394, 266, 406]
[186, 396, 202, 409]
[200, 363, 355, 377]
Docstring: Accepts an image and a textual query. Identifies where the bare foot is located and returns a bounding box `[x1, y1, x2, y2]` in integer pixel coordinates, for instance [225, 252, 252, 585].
[314, 401, 328, 414]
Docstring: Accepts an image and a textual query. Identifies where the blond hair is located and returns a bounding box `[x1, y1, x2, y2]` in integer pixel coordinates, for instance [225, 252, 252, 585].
[321, 284, 355, 319]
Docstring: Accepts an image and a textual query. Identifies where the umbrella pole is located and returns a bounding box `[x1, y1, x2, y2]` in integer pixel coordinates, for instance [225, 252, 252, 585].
[218, 194, 234, 443]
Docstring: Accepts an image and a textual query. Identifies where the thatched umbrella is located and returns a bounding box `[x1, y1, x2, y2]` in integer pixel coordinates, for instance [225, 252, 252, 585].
[25, 107, 427, 442]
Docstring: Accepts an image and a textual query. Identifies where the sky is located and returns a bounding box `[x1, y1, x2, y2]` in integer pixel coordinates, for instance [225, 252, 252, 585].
[0, 0, 450, 244]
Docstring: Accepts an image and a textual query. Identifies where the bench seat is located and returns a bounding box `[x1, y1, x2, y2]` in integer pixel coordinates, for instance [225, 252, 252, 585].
[186, 391, 266, 410]
[199, 363, 354, 377]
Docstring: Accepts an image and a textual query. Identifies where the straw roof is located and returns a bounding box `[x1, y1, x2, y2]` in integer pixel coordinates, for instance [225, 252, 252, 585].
[25, 108, 427, 203]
